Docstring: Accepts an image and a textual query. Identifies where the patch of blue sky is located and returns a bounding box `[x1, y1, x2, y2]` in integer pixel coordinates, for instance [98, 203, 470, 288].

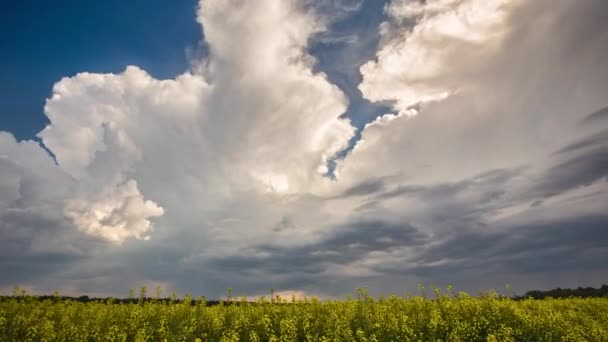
[307, 0, 394, 177]
[1, 0, 393, 177]
[0, 0, 201, 141]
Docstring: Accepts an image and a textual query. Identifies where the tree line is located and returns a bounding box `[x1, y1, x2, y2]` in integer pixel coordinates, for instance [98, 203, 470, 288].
[2, 284, 607, 304]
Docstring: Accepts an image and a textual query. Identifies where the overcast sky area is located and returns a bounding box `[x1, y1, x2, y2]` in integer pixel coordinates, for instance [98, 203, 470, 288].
[1, 0, 607, 299]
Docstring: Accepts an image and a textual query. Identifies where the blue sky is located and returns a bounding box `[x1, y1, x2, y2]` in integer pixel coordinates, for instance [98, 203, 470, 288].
[1, 0, 391, 141]
[0, 0, 201, 140]
[1, 0, 607, 298]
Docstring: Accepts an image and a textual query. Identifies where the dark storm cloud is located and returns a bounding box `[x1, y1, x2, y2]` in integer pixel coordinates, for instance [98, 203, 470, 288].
[375, 168, 520, 202]
[339, 178, 386, 197]
[357, 127, 607, 213]
[583, 106, 608, 124]
[317, 220, 427, 253]
[209, 220, 428, 276]
[0, 241, 84, 288]
[554, 130, 608, 155]
[349, 168, 520, 226]
[343, 128, 607, 285]
[373, 214, 608, 279]
[0, 179, 107, 290]
[534, 141, 608, 198]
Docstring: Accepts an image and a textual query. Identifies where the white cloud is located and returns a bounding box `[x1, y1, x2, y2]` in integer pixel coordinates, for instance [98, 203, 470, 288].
[1, 0, 607, 297]
[340, 0, 608, 185]
[64, 179, 164, 244]
[196, 0, 355, 194]
[359, 0, 521, 115]
[4, 0, 355, 249]
[40, 66, 208, 180]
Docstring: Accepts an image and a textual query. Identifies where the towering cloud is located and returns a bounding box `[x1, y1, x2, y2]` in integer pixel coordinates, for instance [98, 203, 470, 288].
[1, 0, 607, 297]
[9, 0, 355, 247]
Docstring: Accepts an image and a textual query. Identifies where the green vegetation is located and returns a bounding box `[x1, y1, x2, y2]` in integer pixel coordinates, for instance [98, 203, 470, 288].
[1, 287, 607, 341]
[516, 284, 608, 300]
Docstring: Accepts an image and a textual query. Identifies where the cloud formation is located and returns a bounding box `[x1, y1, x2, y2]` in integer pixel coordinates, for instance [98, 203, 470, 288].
[0, 0, 607, 298]
[359, 0, 521, 115]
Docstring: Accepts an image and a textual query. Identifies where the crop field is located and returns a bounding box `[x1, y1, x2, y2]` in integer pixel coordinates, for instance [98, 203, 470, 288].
[1, 288, 607, 341]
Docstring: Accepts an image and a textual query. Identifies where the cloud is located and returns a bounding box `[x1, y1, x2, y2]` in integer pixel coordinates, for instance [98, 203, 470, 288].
[197, 0, 356, 187]
[1, 0, 607, 298]
[0, 133, 96, 287]
[338, 0, 608, 185]
[64, 179, 164, 243]
[554, 129, 608, 156]
[338, 178, 386, 197]
[326, 0, 607, 293]
[583, 106, 608, 124]
[374, 214, 608, 280]
[206, 219, 427, 294]
[0, 0, 358, 294]
[18, 0, 355, 247]
[359, 0, 522, 115]
[533, 144, 608, 198]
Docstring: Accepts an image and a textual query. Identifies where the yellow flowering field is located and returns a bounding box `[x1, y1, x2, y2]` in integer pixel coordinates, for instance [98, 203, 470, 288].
[1, 288, 607, 341]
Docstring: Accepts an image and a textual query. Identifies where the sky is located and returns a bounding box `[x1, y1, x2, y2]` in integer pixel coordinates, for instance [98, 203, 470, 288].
[0, 0, 607, 299]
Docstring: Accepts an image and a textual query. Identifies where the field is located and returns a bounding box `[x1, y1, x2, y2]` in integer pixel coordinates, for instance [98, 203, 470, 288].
[1, 288, 607, 341]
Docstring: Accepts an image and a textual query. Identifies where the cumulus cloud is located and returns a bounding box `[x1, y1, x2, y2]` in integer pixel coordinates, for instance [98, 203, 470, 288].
[0, 133, 91, 286]
[340, 0, 608, 185]
[1, 0, 607, 297]
[359, 0, 522, 115]
[15, 0, 355, 248]
[64, 179, 164, 243]
[1, 0, 358, 294]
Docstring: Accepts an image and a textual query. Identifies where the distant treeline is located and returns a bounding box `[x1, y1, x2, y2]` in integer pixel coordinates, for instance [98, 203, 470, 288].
[0, 295, 225, 306]
[2, 284, 607, 305]
[514, 284, 608, 300]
